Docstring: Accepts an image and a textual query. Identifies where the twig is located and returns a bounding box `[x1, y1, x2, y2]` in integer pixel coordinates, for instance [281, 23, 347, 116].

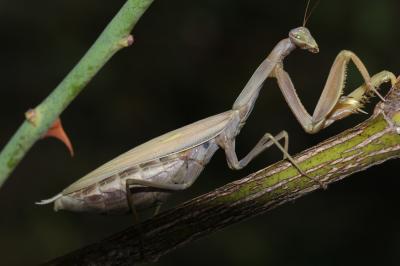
[0, 0, 154, 188]
[43, 78, 400, 265]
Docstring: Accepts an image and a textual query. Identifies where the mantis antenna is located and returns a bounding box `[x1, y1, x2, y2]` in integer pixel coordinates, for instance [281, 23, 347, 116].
[303, 0, 320, 27]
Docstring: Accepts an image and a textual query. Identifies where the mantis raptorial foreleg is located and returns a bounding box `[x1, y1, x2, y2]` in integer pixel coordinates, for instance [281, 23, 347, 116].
[275, 51, 397, 134]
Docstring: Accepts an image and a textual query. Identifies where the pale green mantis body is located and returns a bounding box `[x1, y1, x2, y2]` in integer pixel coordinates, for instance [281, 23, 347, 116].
[37, 26, 396, 215]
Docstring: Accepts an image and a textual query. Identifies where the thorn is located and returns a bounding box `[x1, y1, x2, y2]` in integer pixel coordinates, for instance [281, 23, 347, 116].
[119, 35, 134, 48]
[25, 109, 38, 126]
[43, 118, 74, 156]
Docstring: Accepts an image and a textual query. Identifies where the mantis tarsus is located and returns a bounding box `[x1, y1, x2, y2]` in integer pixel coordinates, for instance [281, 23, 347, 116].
[37, 22, 396, 216]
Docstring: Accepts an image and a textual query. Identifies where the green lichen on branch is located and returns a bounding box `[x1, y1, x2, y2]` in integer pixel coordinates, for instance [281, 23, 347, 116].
[44, 79, 400, 265]
[0, 0, 154, 188]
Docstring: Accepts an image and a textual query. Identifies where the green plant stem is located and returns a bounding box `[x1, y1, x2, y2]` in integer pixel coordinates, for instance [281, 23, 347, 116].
[43, 79, 400, 265]
[0, 0, 154, 188]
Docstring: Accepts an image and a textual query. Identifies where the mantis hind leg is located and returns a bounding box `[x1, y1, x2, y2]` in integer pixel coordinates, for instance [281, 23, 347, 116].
[125, 176, 196, 218]
[125, 181, 145, 259]
[124, 173, 195, 257]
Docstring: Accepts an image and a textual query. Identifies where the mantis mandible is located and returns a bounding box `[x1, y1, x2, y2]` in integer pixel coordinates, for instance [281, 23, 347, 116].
[37, 9, 396, 215]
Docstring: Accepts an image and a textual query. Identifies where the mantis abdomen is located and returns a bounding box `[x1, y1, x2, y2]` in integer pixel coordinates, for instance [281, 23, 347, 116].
[54, 139, 219, 214]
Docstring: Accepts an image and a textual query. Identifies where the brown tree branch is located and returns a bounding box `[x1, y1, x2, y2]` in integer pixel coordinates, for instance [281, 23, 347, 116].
[43, 78, 400, 265]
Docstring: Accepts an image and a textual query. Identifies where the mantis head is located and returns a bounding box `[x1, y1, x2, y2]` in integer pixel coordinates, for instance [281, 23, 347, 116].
[289, 27, 319, 53]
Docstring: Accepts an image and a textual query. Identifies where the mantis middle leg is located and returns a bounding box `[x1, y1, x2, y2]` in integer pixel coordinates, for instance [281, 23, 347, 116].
[218, 131, 326, 187]
[275, 50, 397, 134]
[220, 131, 290, 170]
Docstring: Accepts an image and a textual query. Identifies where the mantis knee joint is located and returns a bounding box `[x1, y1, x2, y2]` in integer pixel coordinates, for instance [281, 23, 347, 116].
[340, 50, 353, 57]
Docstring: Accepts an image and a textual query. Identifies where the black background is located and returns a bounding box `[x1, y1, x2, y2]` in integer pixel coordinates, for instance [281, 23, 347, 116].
[0, 0, 399, 265]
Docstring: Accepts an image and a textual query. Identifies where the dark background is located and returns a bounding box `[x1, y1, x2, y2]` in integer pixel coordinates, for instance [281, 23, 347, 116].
[0, 0, 399, 265]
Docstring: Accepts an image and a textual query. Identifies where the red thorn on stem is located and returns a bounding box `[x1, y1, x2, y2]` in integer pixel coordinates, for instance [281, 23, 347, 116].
[43, 118, 74, 156]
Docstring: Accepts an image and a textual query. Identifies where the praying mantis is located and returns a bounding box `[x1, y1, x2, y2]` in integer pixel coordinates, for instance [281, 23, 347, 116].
[36, 11, 397, 216]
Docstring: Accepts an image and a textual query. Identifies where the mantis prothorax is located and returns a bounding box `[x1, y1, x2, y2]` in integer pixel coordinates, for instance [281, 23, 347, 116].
[37, 24, 396, 215]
